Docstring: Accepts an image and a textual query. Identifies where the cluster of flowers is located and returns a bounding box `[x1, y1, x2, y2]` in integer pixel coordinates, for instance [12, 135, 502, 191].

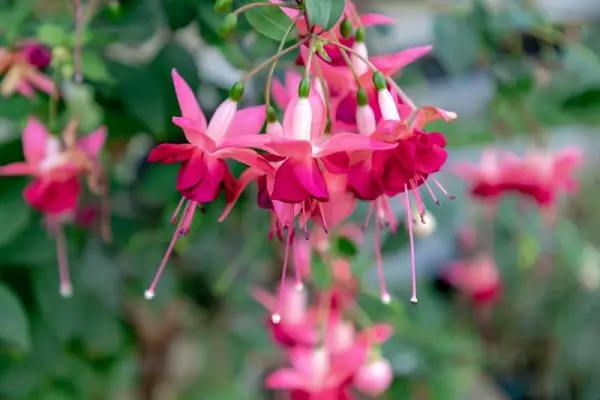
[146, 0, 458, 321]
[254, 256, 394, 399]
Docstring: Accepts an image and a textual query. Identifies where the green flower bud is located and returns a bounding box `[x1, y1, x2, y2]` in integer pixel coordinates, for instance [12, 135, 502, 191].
[219, 13, 238, 37]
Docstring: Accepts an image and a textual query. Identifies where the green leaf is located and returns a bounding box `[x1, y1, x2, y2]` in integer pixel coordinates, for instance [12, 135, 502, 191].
[63, 82, 104, 133]
[36, 24, 70, 47]
[0, 181, 31, 248]
[305, 0, 345, 31]
[0, 283, 30, 352]
[81, 52, 114, 84]
[245, 3, 297, 42]
[160, 0, 197, 30]
[311, 257, 332, 290]
[433, 13, 479, 74]
[138, 163, 179, 207]
[109, 63, 167, 135]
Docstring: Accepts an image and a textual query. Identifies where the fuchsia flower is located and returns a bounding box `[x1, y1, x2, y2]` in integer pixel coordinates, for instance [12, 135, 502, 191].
[453, 149, 510, 200]
[0, 42, 55, 98]
[0, 118, 107, 296]
[444, 254, 502, 306]
[144, 69, 273, 299]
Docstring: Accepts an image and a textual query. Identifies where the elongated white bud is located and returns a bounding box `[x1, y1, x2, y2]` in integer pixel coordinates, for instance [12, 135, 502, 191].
[292, 97, 312, 141]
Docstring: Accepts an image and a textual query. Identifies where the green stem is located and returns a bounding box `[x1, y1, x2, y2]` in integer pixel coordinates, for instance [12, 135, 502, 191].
[329, 40, 377, 72]
[49, 68, 62, 134]
[303, 34, 317, 80]
[241, 38, 308, 84]
[330, 34, 362, 88]
[265, 15, 302, 108]
[233, 2, 301, 16]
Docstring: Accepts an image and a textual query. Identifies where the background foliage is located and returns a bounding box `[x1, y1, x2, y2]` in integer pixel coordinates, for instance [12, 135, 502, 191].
[1, 0, 600, 398]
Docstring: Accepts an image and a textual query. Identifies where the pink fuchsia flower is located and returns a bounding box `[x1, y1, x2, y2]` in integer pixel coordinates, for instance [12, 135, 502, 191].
[17, 41, 52, 69]
[253, 283, 318, 348]
[353, 357, 393, 397]
[453, 148, 513, 201]
[502, 147, 582, 208]
[444, 254, 502, 306]
[144, 69, 273, 299]
[0, 118, 107, 298]
[0, 45, 55, 98]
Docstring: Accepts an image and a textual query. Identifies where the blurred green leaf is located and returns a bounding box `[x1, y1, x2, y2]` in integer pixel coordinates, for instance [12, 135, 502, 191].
[81, 52, 114, 84]
[197, 1, 227, 45]
[63, 82, 104, 133]
[110, 63, 167, 135]
[0, 181, 30, 248]
[161, 0, 197, 30]
[138, 163, 179, 207]
[305, 0, 344, 31]
[0, 0, 32, 42]
[245, 3, 296, 42]
[311, 257, 332, 289]
[36, 24, 70, 47]
[0, 283, 30, 352]
[433, 13, 479, 75]
[79, 297, 124, 355]
[563, 43, 600, 88]
[78, 241, 121, 311]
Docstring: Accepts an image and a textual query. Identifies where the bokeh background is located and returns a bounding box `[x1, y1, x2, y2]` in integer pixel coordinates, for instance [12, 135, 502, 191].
[1, 0, 600, 398]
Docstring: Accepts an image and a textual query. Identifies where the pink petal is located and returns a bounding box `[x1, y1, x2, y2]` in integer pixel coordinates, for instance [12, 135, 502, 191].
[182, 155, 226, 203]
[23, 177, 80, 215]
[265, 369, 304, 390]
[147, 143, 195, 164]
[172, 68, 207, 131]
[22, 117, 50, 164]
[225, 105, 267, 138]
[412, 106, 457, 129]
[218, 167, 264, 222]
[316, 133, 395, 158]
[271, 158, 329, 203]
[215, 147, 273, 174]
[172, 117, 215, 151]
[321, 152, 350, 174]
[266, 137, 313, 158]
[283, 95, 327, 144]
[272, 77, 291, 109]
[176, 151, 206, 191]
[215, 134, 273, 154]
[0, 162, 34, 176]
[288, 347, 316, 376]
[77, 127, 107, 159]
[17, 81, 35, 98]
[371, 45, 433, 77]
[25, 70, 55, 95]
[360, 13, 396, 26]
[359, 323, 394, 344]
[251, 287, 277, 312]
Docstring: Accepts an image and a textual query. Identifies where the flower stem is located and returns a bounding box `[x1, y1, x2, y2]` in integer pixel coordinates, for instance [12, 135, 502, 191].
[73, 0, 83, 84]
[330, 34, 362, 88]
[303, 34, 317, 80]
[386, 77, 417, 111]
[233, 2, 301, 16]
[241, 38, 308, 84]
[265, 15, 302, 108]
[312, 60, 331, 121]
[330, 40, 377, 72]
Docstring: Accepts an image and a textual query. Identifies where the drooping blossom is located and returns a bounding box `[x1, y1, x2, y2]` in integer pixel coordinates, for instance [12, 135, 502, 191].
[0, 42, 54, 98]
[0, 118, 107, 296]
[353, 357, 393, 397]
[444, 254, 502, 306]
[144, 69, 272, 299]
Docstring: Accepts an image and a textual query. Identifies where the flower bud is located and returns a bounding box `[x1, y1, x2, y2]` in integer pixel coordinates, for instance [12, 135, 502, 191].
[19, 42, 52, 69]
[340, 18, 353, 39]
[351, 41, 369, 76]
[356, 104, 376, 136]
[326, 320, 355, 354]
[298, 77, 311, 98]
[355, 27, 366, 42]
[266, 105, 277, 123]
[228, 81, 245, 101]
[354, 358, 393, 397]
[214, 0, 232, 13]
[219, 13, 238, 36]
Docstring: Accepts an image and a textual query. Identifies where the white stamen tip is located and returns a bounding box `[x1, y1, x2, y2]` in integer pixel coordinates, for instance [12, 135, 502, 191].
[60, 284, 73, 298]
[295, 283, 304, 291]
[381, 293, 391, 304]
[410, 296, 418, 304]
[271, 313, 281, 324]
[144, 290, 155, 300]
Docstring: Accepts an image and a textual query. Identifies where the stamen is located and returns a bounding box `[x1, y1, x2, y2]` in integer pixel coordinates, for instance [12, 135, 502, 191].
[318, 203, 328, 234]
[171, 197, 186, 225]
[403, 186, 418, 304]
[273, 228, 294, 324]
[363, 201, 374, 231]
[55, 224, 72, 298]
[410, 179, 426, 223]
[374, 218, 390, 304]
[293, 239, 304, 291]
[421, 177, 441, 205]
[145, 214, 186, 299]
[431, 176, 455, 200]
[381, 196, 398, 233]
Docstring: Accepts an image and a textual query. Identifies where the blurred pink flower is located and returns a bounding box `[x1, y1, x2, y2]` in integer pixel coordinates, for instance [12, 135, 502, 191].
[354, 358, 393, 397]
[444, 254, 502, 305]
[0, 44, 55, 98]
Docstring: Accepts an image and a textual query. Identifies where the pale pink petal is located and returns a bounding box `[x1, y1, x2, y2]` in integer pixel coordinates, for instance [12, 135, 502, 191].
[172, 117, 216, 151]
[360, 13, 396, 26]
[371, 45, 433, 77]
[293, 235, 311, 278]
[22, 117, 50, 164]
[288, 347, 315, 376]
[412, 106, 457, 129]
[316, 133, 395, 158]
[283, 95, 326, 144]
[77, 127, 107, 159]
[224, 105, 267, 138]
[266, 137, 313, 158]
[215, 134, 273, 153]
[25, 70, 55, 95]
[359, 323, 394, 344]
[172, 69, 207, 130]
[0, 162, 34, 176]
[265, 369, 304, 390]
